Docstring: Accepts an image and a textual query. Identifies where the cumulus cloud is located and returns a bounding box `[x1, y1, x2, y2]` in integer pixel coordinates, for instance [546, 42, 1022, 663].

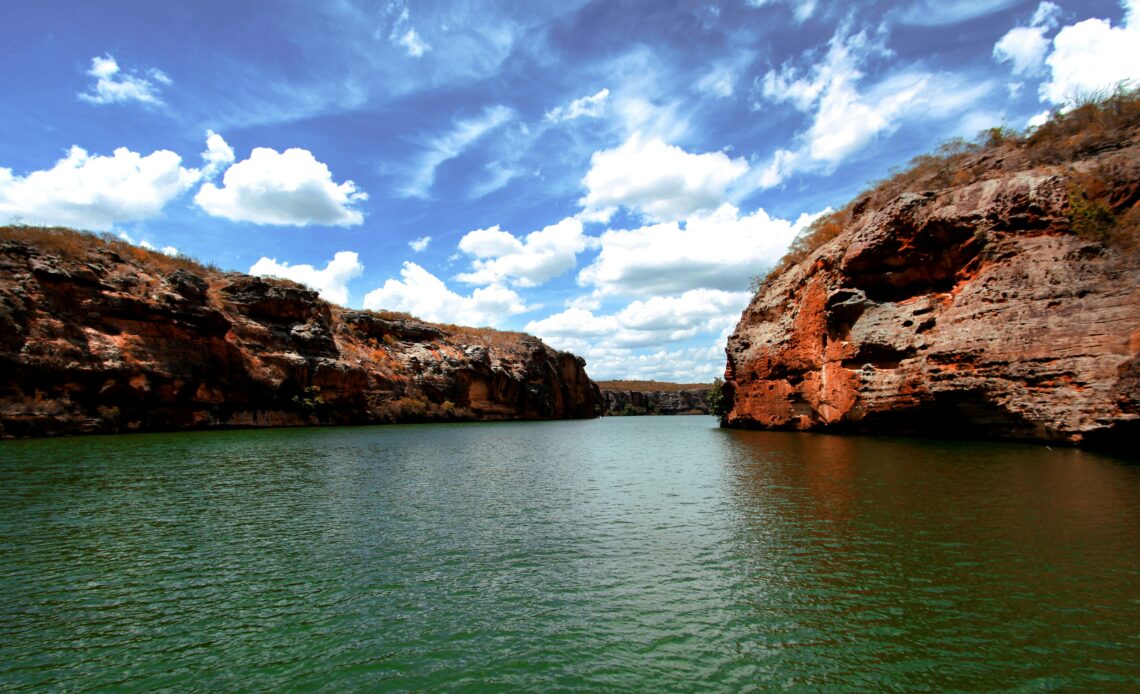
[528, 289, 748, 349]
[577, 203, 821, 296]
[526, 326, 729, 381]
[546, 88, 610, 122]
[401, 105, 514, 198]
[1039, 0, 1140, 105]
[119, 231, 178, 256]
[409, 236, 432, 252]
[579, 134, 749, 222]
[455, 217, 597, 287]
[993, 2, 1061, 76]
[249, 251, 363, 305]
[201, 130, 235, 178]
[362, 262, 534, 327]
[78, 54, 170, 106]
[195, 146, 367, 226]
[0, 145, 199, 230]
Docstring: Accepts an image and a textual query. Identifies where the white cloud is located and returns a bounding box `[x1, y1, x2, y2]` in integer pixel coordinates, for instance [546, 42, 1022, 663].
[455, 217, 597, 288]
[249, 251, 363, 306]
[577, 203, 821, 296]
[1031, 1, 1062, 28]
[525, 289, 747, 378]
[201, 130, 235, 178]
[401, 105, 514, 198]
[1039, 0, 1140, 105]
[0, 145, 199, 230]
[546, 88, 610, 122]
[993, 2, 1061, 76]
[397, 28, 430, 57]
[579, 134, 748, 222]
[195, 146, 367, 226]
[1027, 109, 1052, 128]
[409, 236, 432, 252]
[78, 54, 169, 106]
[994, 26, 1051, 76]
[760, 31, 930, 170]
[362, 262, 534, 327]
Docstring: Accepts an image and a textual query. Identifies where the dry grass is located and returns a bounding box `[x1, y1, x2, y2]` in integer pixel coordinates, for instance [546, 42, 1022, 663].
[1, 225, 219, 276]
[441, 324, 533, 349]
[755, 86, 1140, 289]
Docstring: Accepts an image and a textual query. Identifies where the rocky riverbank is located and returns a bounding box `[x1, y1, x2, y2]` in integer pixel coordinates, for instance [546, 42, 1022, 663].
[0, 227, 601, 438]
[722, 98, 1139, 447]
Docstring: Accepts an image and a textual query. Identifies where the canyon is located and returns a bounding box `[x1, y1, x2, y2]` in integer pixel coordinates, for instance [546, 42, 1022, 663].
[0, 227, 600, 438]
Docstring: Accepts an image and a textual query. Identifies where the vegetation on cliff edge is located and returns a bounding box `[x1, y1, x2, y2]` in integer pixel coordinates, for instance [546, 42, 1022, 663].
[756, 87, 1140, 291]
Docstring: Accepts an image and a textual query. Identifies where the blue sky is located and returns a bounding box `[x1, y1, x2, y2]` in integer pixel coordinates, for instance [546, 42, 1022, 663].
[2, 0, 1137, 381]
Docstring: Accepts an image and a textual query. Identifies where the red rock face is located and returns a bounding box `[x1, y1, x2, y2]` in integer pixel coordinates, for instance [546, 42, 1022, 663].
[724, 143, 1140, 447]
[0, 230, 601, 437]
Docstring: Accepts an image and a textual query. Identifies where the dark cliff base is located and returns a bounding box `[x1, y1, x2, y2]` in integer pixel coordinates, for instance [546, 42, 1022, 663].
[0, 227, 601, 438]
[724, 93, 1140, 448]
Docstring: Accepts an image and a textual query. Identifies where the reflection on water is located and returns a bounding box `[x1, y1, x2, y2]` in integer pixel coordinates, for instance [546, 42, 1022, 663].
[720, 430, 1140, 690]
[0, 419, 1137, 691]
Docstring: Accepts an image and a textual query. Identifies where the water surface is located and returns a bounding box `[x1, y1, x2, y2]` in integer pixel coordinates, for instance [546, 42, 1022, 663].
[2, 418, 1137, 691]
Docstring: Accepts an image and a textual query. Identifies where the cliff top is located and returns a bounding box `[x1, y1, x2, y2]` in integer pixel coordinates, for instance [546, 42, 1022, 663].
[759, 87, 1140, 289]
[0, 224, 538, 350]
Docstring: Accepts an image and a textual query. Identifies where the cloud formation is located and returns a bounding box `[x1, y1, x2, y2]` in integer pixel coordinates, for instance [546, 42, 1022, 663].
[362, 262, 534, 326]
[546, 88, 610, 122]
[78, 54, 170, 106]
[1039, 0, 1140, 105]
[0, 146, 199, 230]
[401, 105, 514, 198]
[200, 130, 235, 178]
[759, 30, 929, 175]
[579, 134, 748, 222]
[456, 217, 596, 288]
[993, 2, 1060, 76]
[249, 251, 363, 305]
[195, 143, 367, 226]
[577, 203, 820, 296]
[408, 236, 432, 252]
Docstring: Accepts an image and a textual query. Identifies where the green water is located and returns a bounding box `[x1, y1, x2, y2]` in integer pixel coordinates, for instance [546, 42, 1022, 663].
[1, 417, 1138, 692]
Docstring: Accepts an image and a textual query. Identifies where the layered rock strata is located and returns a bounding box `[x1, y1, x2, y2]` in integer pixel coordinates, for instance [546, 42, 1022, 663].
[723, 138, 1139, 447]
[0, 229, 601, 437]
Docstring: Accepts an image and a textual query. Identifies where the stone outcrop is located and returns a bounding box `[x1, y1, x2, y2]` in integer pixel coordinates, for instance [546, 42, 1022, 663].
[723, 134, 1140, 447]
[0, 228, 601, 438]
[601, 388, 710, 415]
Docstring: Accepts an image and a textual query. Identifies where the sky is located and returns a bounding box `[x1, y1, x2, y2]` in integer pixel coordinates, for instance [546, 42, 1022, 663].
[2, 0, 1138, 381]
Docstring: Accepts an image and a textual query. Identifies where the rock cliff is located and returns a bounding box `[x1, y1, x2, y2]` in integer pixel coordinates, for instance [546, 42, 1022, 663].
[0, 227, 601, 438]
[723, 107, 1140, 447]
[601, 388, 711, 415]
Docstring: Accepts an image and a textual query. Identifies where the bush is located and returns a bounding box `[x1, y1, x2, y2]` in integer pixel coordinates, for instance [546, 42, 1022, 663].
[751, 86, 1140, 293]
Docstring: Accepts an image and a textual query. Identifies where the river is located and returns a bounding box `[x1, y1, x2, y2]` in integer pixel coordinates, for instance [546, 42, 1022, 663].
[2, 417, 1137, 691]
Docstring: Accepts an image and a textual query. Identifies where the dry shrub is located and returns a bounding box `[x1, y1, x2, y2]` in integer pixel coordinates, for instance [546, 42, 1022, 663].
[751, 86, 1140, 293]
[1, 225, 219, 275]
